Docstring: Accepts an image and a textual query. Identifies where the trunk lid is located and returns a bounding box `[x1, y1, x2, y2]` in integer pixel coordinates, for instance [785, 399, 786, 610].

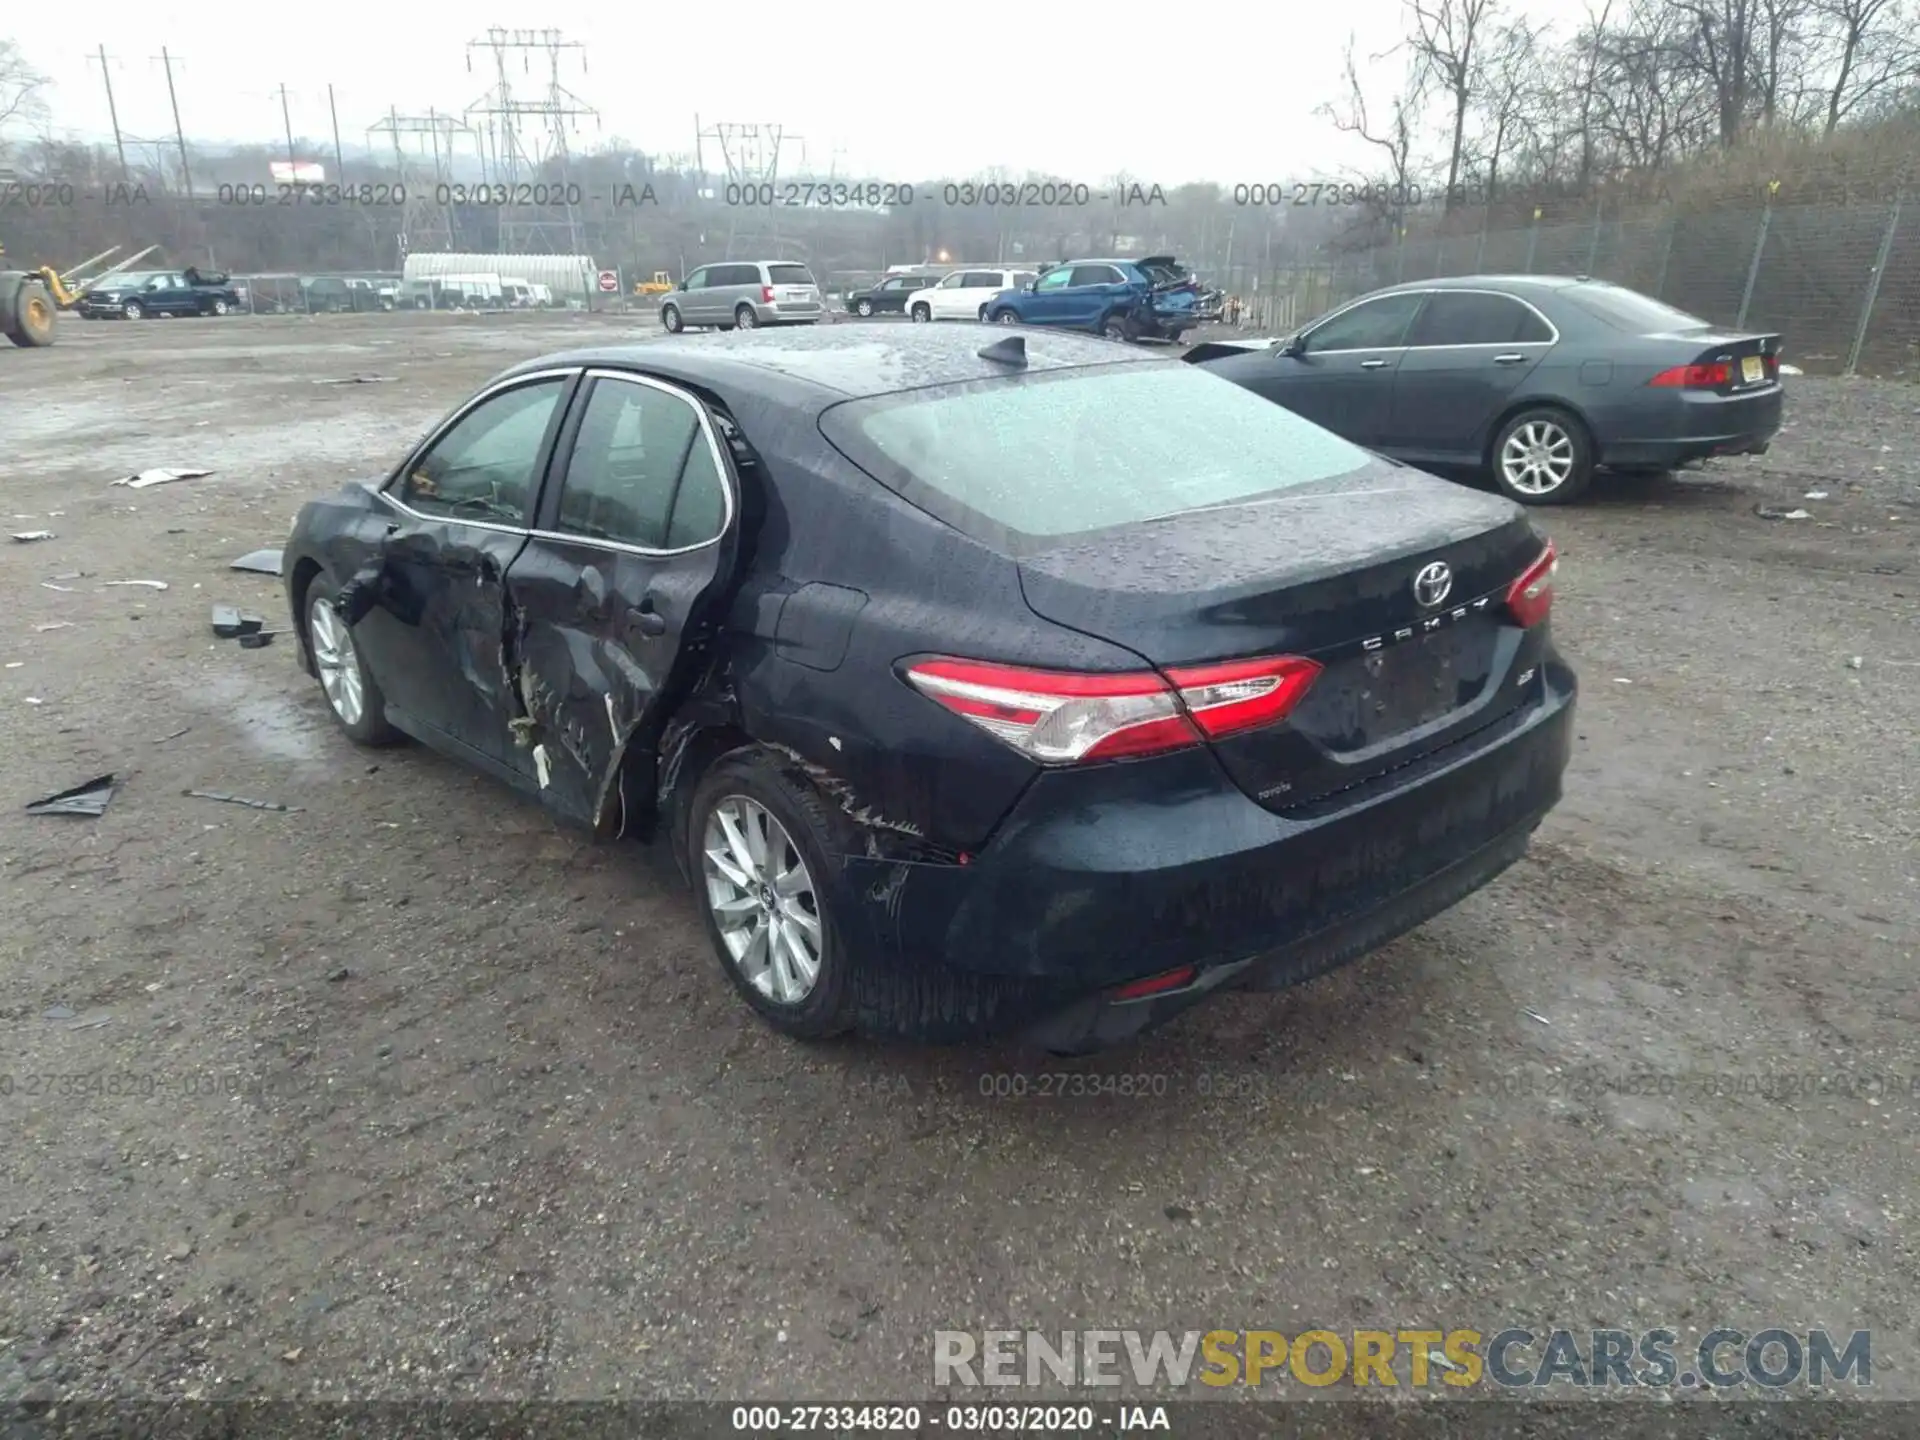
[1016, 472, 1549, 811]
[1669, 329, 1782, 393]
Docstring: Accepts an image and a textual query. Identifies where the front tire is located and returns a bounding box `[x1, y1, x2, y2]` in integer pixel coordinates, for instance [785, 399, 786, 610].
[661, 303, 683, 333]
[1491, 407, 1593, 504]
[302, 576, 400, 746]
[122, 300, 145, 320]
[686, 749, 856, 1040]
[910, 302, 931, 323]
[856, 298, 873, 317]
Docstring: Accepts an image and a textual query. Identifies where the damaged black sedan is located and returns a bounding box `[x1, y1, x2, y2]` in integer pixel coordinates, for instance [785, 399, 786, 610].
[284, 327, 1576, 1053]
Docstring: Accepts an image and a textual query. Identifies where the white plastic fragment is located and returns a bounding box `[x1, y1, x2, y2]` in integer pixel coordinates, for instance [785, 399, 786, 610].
[112, 468, 212, 490]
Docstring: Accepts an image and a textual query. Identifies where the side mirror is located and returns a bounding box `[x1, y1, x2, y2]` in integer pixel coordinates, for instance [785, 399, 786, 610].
[1281, 333, 1307, 357]
[677, 281, 688, 291]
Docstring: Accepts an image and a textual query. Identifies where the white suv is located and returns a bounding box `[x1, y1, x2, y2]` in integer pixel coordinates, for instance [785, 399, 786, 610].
[909, 267, 1039, 323]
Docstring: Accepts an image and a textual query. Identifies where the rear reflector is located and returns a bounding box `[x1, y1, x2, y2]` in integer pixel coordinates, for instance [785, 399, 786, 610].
[1649, 362, 1730, 388]
[1506, 541, 1557, 628]
[904, 653, 1320, 765]
[1113, 966, 1197, 1001]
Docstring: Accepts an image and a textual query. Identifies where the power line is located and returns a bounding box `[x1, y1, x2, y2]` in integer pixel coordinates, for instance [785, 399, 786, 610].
[153, 47, 191, 195]
[463, 27, 599, 253]
[87, 45, 130, 182]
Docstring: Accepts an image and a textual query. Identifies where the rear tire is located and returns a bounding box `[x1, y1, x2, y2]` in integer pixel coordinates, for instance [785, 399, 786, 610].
[1100, 313, 1131, 342]
[1490, 407, 1594, 505]
[7, 280, 56, 347]
[989, 309, 1019, 324]
[685, 748, 857, 1041]
[734, 303, 758, 329]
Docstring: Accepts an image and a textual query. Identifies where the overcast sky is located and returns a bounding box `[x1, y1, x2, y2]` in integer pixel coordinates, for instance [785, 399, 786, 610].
[9, 0, 1587, 184]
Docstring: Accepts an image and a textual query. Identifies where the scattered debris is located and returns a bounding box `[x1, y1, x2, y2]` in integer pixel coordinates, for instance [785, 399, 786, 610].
[112, 467, 212, 490]
[10, 530, 55, 543]
[326, 967, 351, 982]
[50, 571, 82, 580]
[1780, 363, 1804, 376]
[35, 622, 72, 632]
[24, 696, 44, 705]
[154, 726, 192, 744]
[43, 1004, 76, 1020]
[1755, 505, 1811, 521]
[281, 1348, 304, 1363]
[71, 1014, 113, 1031]
[314, 375, 397, 385]
[211, 606, 264, 639]
[1613, 677, 1633, 685]
[5, 662, 20, 669]
[1525, 1009, 1552, 1026]
[230, 548, 284, 576]
[26, 774, 119, 817]
[102, 580, 169, 590]
[237, 630, 281, 649]
[184, 788, 302, 813]
[1846, 656, 1864, 670]
[1804, 490, 1829, 500]
[40, 583, 74, 592]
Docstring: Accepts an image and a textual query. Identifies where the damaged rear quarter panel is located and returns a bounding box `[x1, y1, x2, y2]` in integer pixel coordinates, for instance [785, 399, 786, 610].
[711, 415, 1149, 857]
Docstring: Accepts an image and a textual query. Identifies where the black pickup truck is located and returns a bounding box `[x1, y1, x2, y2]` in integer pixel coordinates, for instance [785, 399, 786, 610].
[79, 267, 242, 320]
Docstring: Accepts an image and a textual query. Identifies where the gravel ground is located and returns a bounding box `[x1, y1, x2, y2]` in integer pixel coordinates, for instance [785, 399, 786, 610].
[1, 312, 1915, 1422]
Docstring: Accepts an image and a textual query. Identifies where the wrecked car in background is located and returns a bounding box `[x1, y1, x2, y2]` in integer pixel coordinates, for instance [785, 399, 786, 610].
[283, 327, 1576, 1053]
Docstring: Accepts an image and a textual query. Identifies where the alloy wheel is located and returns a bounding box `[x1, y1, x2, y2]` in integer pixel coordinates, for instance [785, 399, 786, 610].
[307, 594, 366, 726]
[1500, 420, 1576, 495]
[701, 795, 823, 1005]
[736, 306, 758, 329]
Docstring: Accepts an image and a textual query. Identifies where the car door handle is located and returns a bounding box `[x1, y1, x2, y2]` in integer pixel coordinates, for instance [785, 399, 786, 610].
[1493, 352, 1528, 364]
[627, 603, 667, 639]
[1360, 358, 1390, 370]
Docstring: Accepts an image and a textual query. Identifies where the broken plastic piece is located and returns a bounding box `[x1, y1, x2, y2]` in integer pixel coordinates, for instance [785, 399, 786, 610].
[314, 375, 397, 385]
[184, 788, 302, 812]
[237, 631, 280, 649]
[26, 774, 118, 817]
[112, 467, 212, 490]
[977, 334, 1027, 366]
[211, 606, 264, 639]
[230, 548, 284, 576]
[11, 530, 55, 542]
[103, 580, 169, 590]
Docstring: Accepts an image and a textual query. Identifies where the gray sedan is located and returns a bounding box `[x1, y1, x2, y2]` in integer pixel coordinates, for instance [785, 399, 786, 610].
[1185, 275, 1785, 504]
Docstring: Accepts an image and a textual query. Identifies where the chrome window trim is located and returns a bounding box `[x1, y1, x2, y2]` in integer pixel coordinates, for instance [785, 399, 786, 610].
[1303, 287, 1561, 355]
[377, 366, 581, 530]
[530, 367, 737, 559]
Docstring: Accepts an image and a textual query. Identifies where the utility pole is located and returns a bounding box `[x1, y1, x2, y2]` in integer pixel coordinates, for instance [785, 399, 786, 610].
[156, 47, 191, 196]
[90, 45, 130, 182]
[328, 85, 346, 183]
[276, 84, 297, 170]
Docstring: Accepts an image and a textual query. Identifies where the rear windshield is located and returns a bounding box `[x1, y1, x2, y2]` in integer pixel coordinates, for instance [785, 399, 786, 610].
[1566, 283, 1708, 333]
[768, 264, 815, 286]
[1141, 260, 1191, 284]
[820, 364, 1374, 546]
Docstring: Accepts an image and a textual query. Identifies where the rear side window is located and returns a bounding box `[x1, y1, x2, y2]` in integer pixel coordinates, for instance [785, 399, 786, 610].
[1068, 265, 1120, 287]
[556, 378, 716, 550]
[1566, 283, 1707, 333]
[821, 365, 1374, 547]
[962, 271, 1004, 288]
[768, 264, 814, 286]
[1012, 271, 1037, 286]
[1406, 291, 1554, 346]
[713, 264, 759, 286]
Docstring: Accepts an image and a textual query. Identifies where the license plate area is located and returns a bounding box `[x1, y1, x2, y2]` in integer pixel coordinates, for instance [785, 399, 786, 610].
[1741, 355, 1763, 384]
[1294, 626, 1497, 753]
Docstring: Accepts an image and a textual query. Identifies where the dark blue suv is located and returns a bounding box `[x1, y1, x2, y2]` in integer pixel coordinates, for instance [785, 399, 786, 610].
[985, 255, 1202, 342]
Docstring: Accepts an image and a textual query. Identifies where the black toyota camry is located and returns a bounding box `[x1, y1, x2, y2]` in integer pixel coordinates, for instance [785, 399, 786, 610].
[283, 326, 1576, 1053]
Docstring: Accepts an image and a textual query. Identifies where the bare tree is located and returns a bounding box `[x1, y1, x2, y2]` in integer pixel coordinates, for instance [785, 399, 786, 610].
[1405, 0, 1501, 209]
[1588, 0, 1721, 172]
[1753, 0, 1816, 126]
[1467, 17, 1545, 202]
[1, 38, 50, 145]
[1320, 36, 1425, 233]
[1571, 0, 1616, 186]
[1810, 0, 1920, 133]
[1667, 0, 1760, 145]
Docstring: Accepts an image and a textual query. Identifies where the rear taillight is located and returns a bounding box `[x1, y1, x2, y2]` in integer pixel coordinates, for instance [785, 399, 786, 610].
[1506, 542, 1557, 628]
[1649, 362, 1730, 388]
[1764, 353, 1780, 379]
[761, 285, 775, 303]
[903, 654, 1320, 765]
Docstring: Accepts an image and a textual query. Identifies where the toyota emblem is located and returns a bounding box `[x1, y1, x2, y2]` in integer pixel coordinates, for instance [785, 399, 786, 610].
[1413, 561, 1453, 608]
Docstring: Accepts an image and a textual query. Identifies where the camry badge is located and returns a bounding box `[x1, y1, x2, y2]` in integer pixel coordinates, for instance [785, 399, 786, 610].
[1413, 561, 1453, 609]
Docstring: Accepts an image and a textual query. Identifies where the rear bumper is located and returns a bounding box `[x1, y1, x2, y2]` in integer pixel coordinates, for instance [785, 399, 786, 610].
[761, 302, 823, 323]
[1598, 385, 1783, 469]
[834, 656, 1576, 1045]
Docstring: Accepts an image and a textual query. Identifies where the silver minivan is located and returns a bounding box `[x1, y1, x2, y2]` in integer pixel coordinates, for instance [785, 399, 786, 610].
[660, 260, 823, 332]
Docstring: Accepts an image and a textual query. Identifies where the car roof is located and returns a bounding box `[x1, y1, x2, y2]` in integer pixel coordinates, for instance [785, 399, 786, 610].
[1375, 274, 1589, 295]
[501, 325, 1167, 402]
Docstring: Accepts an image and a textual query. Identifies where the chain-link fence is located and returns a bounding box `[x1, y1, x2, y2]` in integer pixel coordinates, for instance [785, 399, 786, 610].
[1210, 200, 1914, 377]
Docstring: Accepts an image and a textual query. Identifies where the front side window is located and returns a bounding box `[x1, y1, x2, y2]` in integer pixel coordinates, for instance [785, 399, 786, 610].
[822, 364, 1374, 548]
[1036, 269, 1074, 292]
[399, 378, 566, 524]
[1303, 293, 1425, 352]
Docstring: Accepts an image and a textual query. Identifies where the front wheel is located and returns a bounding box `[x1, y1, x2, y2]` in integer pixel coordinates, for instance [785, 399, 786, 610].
[910, 302, 931, 323]
[686, 749, 856, 1040]
[1491, 408, 1593, 504]
[302, 576, 400, 746]
[122, 300, 145, 320]
[661, 303, 683, 333]
[855, 298, 873, 317]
